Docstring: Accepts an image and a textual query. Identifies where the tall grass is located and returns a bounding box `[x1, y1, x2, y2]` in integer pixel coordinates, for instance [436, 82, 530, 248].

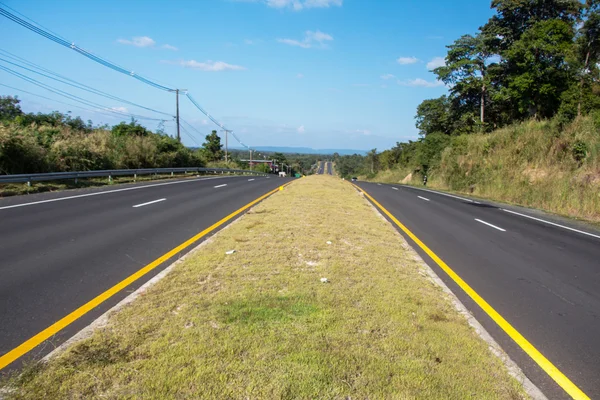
[0, 122, 204, 175]
[367, 116, 600, 222]
[432, 117, 600, 221]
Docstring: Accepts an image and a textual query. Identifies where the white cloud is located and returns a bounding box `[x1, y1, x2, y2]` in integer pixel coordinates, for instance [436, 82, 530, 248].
[397, 56, 419, 65]
[117, 36, 156, 47]
[381, 84, 388, 89]
[380, 74, 396, 80]
[399, 78, 444, 88]
[110, 106, 128, 113]
[244, 39, 256, 45]
[356, 129, 371, 136]
[164, 60, 247, 71]
[426, 56, 446, 70]
[277, 30, 333, 48]
[297, 125, 305, 133]
[201, 119, 208, 125]
[251, 0, 342, 10]
[297, 73, 304, 78]
[277, 38, 311, 48]
[117, 36, 179, 51]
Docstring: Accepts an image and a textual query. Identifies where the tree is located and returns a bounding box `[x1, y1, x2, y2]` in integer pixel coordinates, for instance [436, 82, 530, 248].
[577, 0, 600, 115]
[366, 148, 378, 174]
[482, 0, 582, 51]
[502, 19, 575, 119]
[202, 130, 224, 162]
[434, 33, 494, 126]
[415, 96, 452, 136]
[112, 118, 150, 137]
[0, 96, 23, 121]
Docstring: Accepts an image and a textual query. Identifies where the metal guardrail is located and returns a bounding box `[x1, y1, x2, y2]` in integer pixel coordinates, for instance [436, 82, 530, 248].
[0, 167, 268, 185]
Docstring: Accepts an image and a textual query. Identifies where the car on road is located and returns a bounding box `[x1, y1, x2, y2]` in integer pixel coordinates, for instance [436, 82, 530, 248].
[351, 177, 357, 181]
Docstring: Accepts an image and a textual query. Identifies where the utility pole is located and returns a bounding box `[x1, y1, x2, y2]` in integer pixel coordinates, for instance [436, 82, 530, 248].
[175, 89, 180, 142]
[172, 89, 186, 143]
[225, 130, 229, 164]
[249, 149, 253, 170]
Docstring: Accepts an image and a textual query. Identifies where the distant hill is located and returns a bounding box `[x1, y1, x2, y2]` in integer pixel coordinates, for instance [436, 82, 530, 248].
[230, 146, 367, 156]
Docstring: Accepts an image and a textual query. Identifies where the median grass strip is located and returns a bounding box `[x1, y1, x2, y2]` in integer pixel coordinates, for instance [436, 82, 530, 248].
[3, 175, 526, 399]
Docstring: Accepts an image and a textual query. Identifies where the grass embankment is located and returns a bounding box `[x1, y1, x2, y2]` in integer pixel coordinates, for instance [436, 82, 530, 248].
[369, 117, 600, 223]
[3, 176, 525, 399]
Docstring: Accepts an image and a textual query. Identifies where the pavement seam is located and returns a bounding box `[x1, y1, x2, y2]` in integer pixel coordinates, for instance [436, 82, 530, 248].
[353, 186, 548, 400]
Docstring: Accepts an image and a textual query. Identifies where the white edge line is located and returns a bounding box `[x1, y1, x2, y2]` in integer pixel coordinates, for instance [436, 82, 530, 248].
[214, 184, 228, 188]
[502, 208, 600, 240]
[475, 218, 506, 232]
[392, 187, 399, 191]
[0, 176, 237, 211]
[407, 185, 481, 204]
[248, 179, 255, 182]
[132, 198, 166, 208]
[418, 196, 430, 202]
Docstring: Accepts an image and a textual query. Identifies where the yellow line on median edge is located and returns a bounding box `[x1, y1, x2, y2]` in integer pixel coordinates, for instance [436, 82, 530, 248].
[0, 181, 294, 371]
[352, 183, 589, 400]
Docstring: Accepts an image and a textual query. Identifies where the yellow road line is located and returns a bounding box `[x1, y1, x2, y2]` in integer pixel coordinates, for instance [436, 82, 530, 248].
[0, 182, 293, 371]
[352, 183, 589, 400]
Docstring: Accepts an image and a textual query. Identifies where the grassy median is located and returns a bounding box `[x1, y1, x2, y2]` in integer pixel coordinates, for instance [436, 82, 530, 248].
[3, 175, 526, 399]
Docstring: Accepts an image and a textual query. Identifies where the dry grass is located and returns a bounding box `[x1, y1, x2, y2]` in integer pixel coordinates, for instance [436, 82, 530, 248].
[2, 175, 526, 399]
[368, 116, 600, 223]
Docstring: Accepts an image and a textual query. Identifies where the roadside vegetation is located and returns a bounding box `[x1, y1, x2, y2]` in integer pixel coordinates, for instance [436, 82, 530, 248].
[2, 176, 526, 399]
[334, 0, 600, 222]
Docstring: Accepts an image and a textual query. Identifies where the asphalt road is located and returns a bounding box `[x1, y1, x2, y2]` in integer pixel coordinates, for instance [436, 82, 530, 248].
[316, 161, 332, 175]
[0, 174, 288, 371]
[355, 181, 600, 399]
[317, 161, 325, 174]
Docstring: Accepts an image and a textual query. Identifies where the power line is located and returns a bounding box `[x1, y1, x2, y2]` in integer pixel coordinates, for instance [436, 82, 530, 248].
[0, 64, 165, 121]
[0, 7, 173, 92]
[0, 5, 254, 150]
[0, 82, 159, 121]
[178, 124, 201, 147]
[0, 50, 174, 117]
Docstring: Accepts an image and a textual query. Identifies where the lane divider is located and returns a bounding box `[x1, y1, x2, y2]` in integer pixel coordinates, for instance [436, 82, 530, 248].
[0, 176, 238, 211]
[0, 180, 294, 371]
[475, 218, 506, 232]
[132, 198, 166, 208]
[418, 196, 430, 202]
[351, 183, 589, 400]
[214, 184, 227, 188]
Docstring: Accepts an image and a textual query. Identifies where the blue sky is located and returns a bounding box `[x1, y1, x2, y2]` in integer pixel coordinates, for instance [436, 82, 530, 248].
[0, 0, 495, 150]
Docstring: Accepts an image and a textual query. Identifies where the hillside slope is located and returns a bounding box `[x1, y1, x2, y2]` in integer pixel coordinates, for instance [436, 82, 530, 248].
[369, 116, 600, 222]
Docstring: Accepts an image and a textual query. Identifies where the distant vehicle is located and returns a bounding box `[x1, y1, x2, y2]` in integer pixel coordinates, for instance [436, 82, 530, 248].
[351, 177, 357, 181]
[279, 171, 287, 177]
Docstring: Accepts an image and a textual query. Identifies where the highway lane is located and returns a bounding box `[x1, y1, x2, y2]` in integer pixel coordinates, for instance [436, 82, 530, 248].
[355, 181, 600, 399]
[317, 161, 325, 174]
[0, 175, 288, 371]
[326, 162, 333, 175]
